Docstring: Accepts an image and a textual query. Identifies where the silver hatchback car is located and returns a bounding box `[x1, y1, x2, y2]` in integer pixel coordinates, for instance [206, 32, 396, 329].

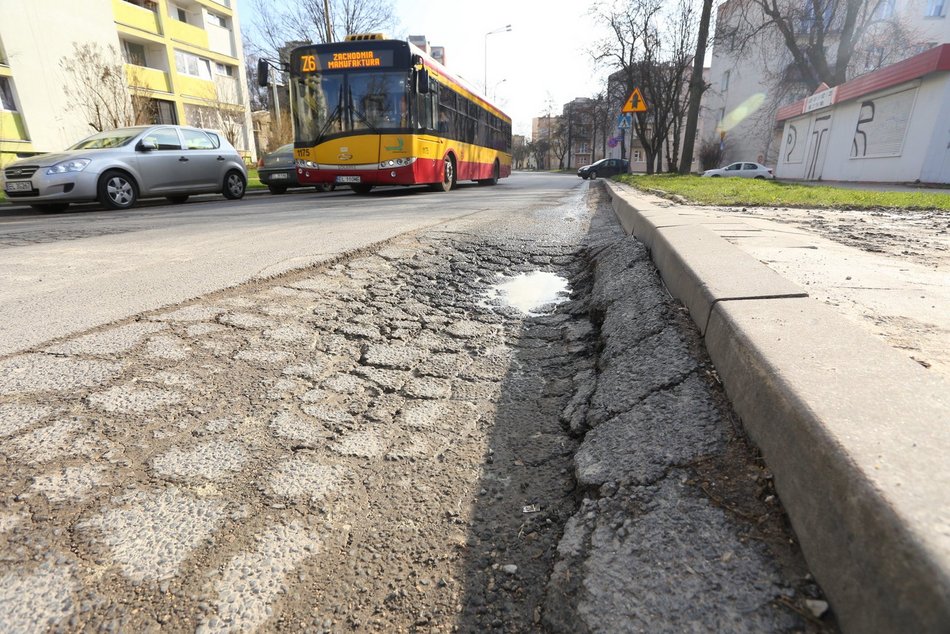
[2, 125, 248, 211]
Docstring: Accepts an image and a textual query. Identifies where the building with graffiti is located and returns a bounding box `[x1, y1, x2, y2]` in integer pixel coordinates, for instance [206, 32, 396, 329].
[774, 45, 950, 184]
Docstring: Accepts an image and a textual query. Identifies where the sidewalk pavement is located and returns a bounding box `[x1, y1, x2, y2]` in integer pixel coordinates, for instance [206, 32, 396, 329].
[603, 180, 950, 634]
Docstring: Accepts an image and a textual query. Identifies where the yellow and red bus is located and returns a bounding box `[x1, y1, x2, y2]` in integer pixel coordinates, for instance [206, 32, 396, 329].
[286, 35, 512, 193]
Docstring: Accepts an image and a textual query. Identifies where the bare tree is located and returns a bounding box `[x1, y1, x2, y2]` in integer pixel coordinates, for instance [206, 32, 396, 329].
[550, 119, 570, 170]
[512, 142, 530, 170]
[592, 0, 698, 174]
[591, 91, 613, 162]
[717, 0, 922, 92]
[248, 0, 398, 60]
[679, 0, 714, 174]
[527, 138, 551, 171]
[61, 43, 153, 132]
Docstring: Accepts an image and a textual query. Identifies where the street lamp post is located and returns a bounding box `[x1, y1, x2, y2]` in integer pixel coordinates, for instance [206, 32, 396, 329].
[484, 24, 511, 95]
[492, 78, 507, 101]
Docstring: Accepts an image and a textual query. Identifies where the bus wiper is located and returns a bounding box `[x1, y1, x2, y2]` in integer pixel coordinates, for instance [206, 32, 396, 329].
[348, 86, 381, 134]
[315, 85, 345, 143]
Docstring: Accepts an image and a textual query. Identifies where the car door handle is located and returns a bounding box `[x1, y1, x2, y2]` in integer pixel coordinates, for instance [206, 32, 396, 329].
[216, 156, 226, 161]
[178, 157, 189, 162]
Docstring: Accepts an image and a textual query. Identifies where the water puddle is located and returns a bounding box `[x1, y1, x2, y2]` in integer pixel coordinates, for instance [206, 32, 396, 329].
[483, 271, 570, 315]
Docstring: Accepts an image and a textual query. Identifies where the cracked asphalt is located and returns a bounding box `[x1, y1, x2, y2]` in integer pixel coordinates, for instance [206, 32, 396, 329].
[0, 180, 834, 632]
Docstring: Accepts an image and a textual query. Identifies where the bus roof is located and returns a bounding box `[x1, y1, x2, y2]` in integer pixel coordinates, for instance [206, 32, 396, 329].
[405, 41, 511, 124]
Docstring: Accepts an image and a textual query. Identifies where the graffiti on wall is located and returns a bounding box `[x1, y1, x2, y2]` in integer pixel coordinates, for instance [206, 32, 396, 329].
[850, 88, 916, 158]
[783, 122, 808, 164]
[805, 114, 832, 180]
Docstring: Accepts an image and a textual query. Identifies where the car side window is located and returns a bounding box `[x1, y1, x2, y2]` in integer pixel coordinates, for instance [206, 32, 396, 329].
[743, 163, 758, 170]
[726, 163, 741, 170]
[144, 128, 182, 150]
[181, 128, 215, 150]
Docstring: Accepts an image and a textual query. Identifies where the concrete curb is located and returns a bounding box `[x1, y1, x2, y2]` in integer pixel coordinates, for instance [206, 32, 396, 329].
[603, 180, 950, 633]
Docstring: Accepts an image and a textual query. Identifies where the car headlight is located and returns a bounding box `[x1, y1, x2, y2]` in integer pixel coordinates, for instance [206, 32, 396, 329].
[46, 159, 91, 175]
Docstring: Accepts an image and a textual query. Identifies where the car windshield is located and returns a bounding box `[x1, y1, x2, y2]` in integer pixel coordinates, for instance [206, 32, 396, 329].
[69, 129, 141, 150]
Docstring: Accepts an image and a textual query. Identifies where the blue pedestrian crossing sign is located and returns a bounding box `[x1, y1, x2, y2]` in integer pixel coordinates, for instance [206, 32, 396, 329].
[622, 88, 648, 113]
[617, 113, 632, 129]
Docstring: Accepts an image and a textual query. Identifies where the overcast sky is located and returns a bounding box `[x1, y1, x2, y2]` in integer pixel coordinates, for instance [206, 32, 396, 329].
[236, 0, 609, 137]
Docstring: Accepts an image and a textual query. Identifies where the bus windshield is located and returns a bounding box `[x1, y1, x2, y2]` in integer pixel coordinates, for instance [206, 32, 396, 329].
[292, 71, 408, 142]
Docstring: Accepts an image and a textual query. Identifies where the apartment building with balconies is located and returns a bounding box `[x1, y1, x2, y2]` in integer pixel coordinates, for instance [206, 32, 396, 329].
[0, 0, 254, 166]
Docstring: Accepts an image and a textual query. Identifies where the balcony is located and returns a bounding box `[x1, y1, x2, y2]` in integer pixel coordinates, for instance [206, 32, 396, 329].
[167, 18, 209, 49]
[176, 74, 217, 101]
[112, 0, 161, 35]
[0, 111, 29, 142]
[125, 64, 171, 93]
[196, 0, 231, 11]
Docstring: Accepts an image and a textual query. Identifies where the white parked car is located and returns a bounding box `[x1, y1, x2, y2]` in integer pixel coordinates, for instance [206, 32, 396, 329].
[702, 162, 774, 179]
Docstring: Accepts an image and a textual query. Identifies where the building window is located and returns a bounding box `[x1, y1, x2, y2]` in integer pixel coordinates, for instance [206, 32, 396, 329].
[876, 0, 895, 18]
[123, 0, 158, 10]
[122, 40, 147, 66]
[721, 70, 730, 91]
[214, 62, 234, 76]
[0, 77, 16, 111]
[926, 0, 945, 15]
[207, 13, 228, 28]
[175, 50, 212, 80]
[633, 150, 641, 162]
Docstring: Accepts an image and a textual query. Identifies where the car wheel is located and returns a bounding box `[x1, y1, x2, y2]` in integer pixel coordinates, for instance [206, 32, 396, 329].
[268, 184, 288, 195]
[711, 174, 721, 178]
[754, 175, 765, 180]
[429, 154, 456, 192]
[351, 184, 373, 194]
[223, 170, 246, 200]
[167, 195, 189, 204]
[98, 170, 139, 210]
[589, 170, 598, 180]
[30, 203, 69, 213]
[477, 160, 500, 186]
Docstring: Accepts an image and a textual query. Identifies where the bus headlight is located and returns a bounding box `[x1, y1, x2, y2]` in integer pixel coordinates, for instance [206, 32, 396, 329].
[378, 157, 416, 169]
[296, 159, 319, 168]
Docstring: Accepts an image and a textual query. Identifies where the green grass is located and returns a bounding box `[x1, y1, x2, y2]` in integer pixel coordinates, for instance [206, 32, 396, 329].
[246, 167, 265, 190]
[615, 174, 950, 211]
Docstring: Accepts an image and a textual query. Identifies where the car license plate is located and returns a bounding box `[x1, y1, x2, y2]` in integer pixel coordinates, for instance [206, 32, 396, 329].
[4, 181, 31, 192]
[336, 175, 361, 184]
[270, 172, 288, 180]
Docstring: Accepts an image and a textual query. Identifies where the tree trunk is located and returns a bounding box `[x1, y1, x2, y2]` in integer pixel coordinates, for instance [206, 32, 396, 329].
[679, 0, 713, 174]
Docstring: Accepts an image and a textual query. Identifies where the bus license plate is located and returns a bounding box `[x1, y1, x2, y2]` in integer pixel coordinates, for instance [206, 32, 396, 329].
[336, 175, 360, 184]
[4, 181, 31, 192]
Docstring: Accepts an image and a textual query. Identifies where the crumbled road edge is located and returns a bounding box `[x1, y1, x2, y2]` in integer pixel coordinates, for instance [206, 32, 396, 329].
[0, 183, 836, 632]
[543, 189, 836, 633]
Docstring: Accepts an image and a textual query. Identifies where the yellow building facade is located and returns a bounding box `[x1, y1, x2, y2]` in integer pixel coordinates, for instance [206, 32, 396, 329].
[0, 0, 254, 167]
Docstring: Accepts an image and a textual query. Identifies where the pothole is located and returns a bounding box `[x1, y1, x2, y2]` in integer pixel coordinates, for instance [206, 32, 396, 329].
[483, 271, 570, 315]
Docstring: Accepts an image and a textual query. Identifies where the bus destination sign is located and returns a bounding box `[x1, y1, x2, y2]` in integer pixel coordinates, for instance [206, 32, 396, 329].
[300, 50, 395, 72]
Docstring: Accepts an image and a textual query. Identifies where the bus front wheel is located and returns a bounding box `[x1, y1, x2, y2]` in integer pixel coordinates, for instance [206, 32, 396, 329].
[430, 155, 456, 192]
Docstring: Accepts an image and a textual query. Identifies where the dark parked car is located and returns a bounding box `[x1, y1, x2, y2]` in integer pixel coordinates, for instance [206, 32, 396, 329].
[577, 158, 629, 180]
[257, 143, 333, 194]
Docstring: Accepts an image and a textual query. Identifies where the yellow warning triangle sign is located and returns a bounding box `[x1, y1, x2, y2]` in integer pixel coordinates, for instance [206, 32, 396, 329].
[622, 88, 647, 113]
